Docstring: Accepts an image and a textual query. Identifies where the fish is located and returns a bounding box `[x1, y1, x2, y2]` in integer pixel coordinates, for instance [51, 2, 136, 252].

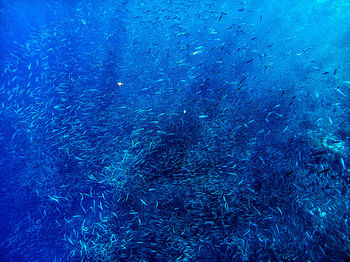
[140, 199, 148, 206]
[284, 170, 294, 177]
[318, 168, 330, 175]
[336, 87, 346, 97]
[340, 158, 346, 170]
[238, 76, 247, 85]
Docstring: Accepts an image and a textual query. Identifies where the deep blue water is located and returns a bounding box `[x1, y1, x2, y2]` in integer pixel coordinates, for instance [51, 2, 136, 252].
[0, 0, 349, 261]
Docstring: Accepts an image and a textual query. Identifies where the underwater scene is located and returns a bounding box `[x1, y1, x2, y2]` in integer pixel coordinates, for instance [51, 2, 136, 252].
[0, 0, 350, 261]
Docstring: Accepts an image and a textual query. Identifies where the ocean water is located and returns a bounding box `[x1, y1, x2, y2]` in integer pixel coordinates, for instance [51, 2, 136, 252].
[0, 0, 349, 261]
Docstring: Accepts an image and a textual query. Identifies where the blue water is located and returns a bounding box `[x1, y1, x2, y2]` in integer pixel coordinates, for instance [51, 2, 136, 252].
[0, 0, 349, 261]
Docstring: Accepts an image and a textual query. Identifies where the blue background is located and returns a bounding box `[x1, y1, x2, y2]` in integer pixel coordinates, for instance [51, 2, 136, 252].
[0, 0, 349, 261]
